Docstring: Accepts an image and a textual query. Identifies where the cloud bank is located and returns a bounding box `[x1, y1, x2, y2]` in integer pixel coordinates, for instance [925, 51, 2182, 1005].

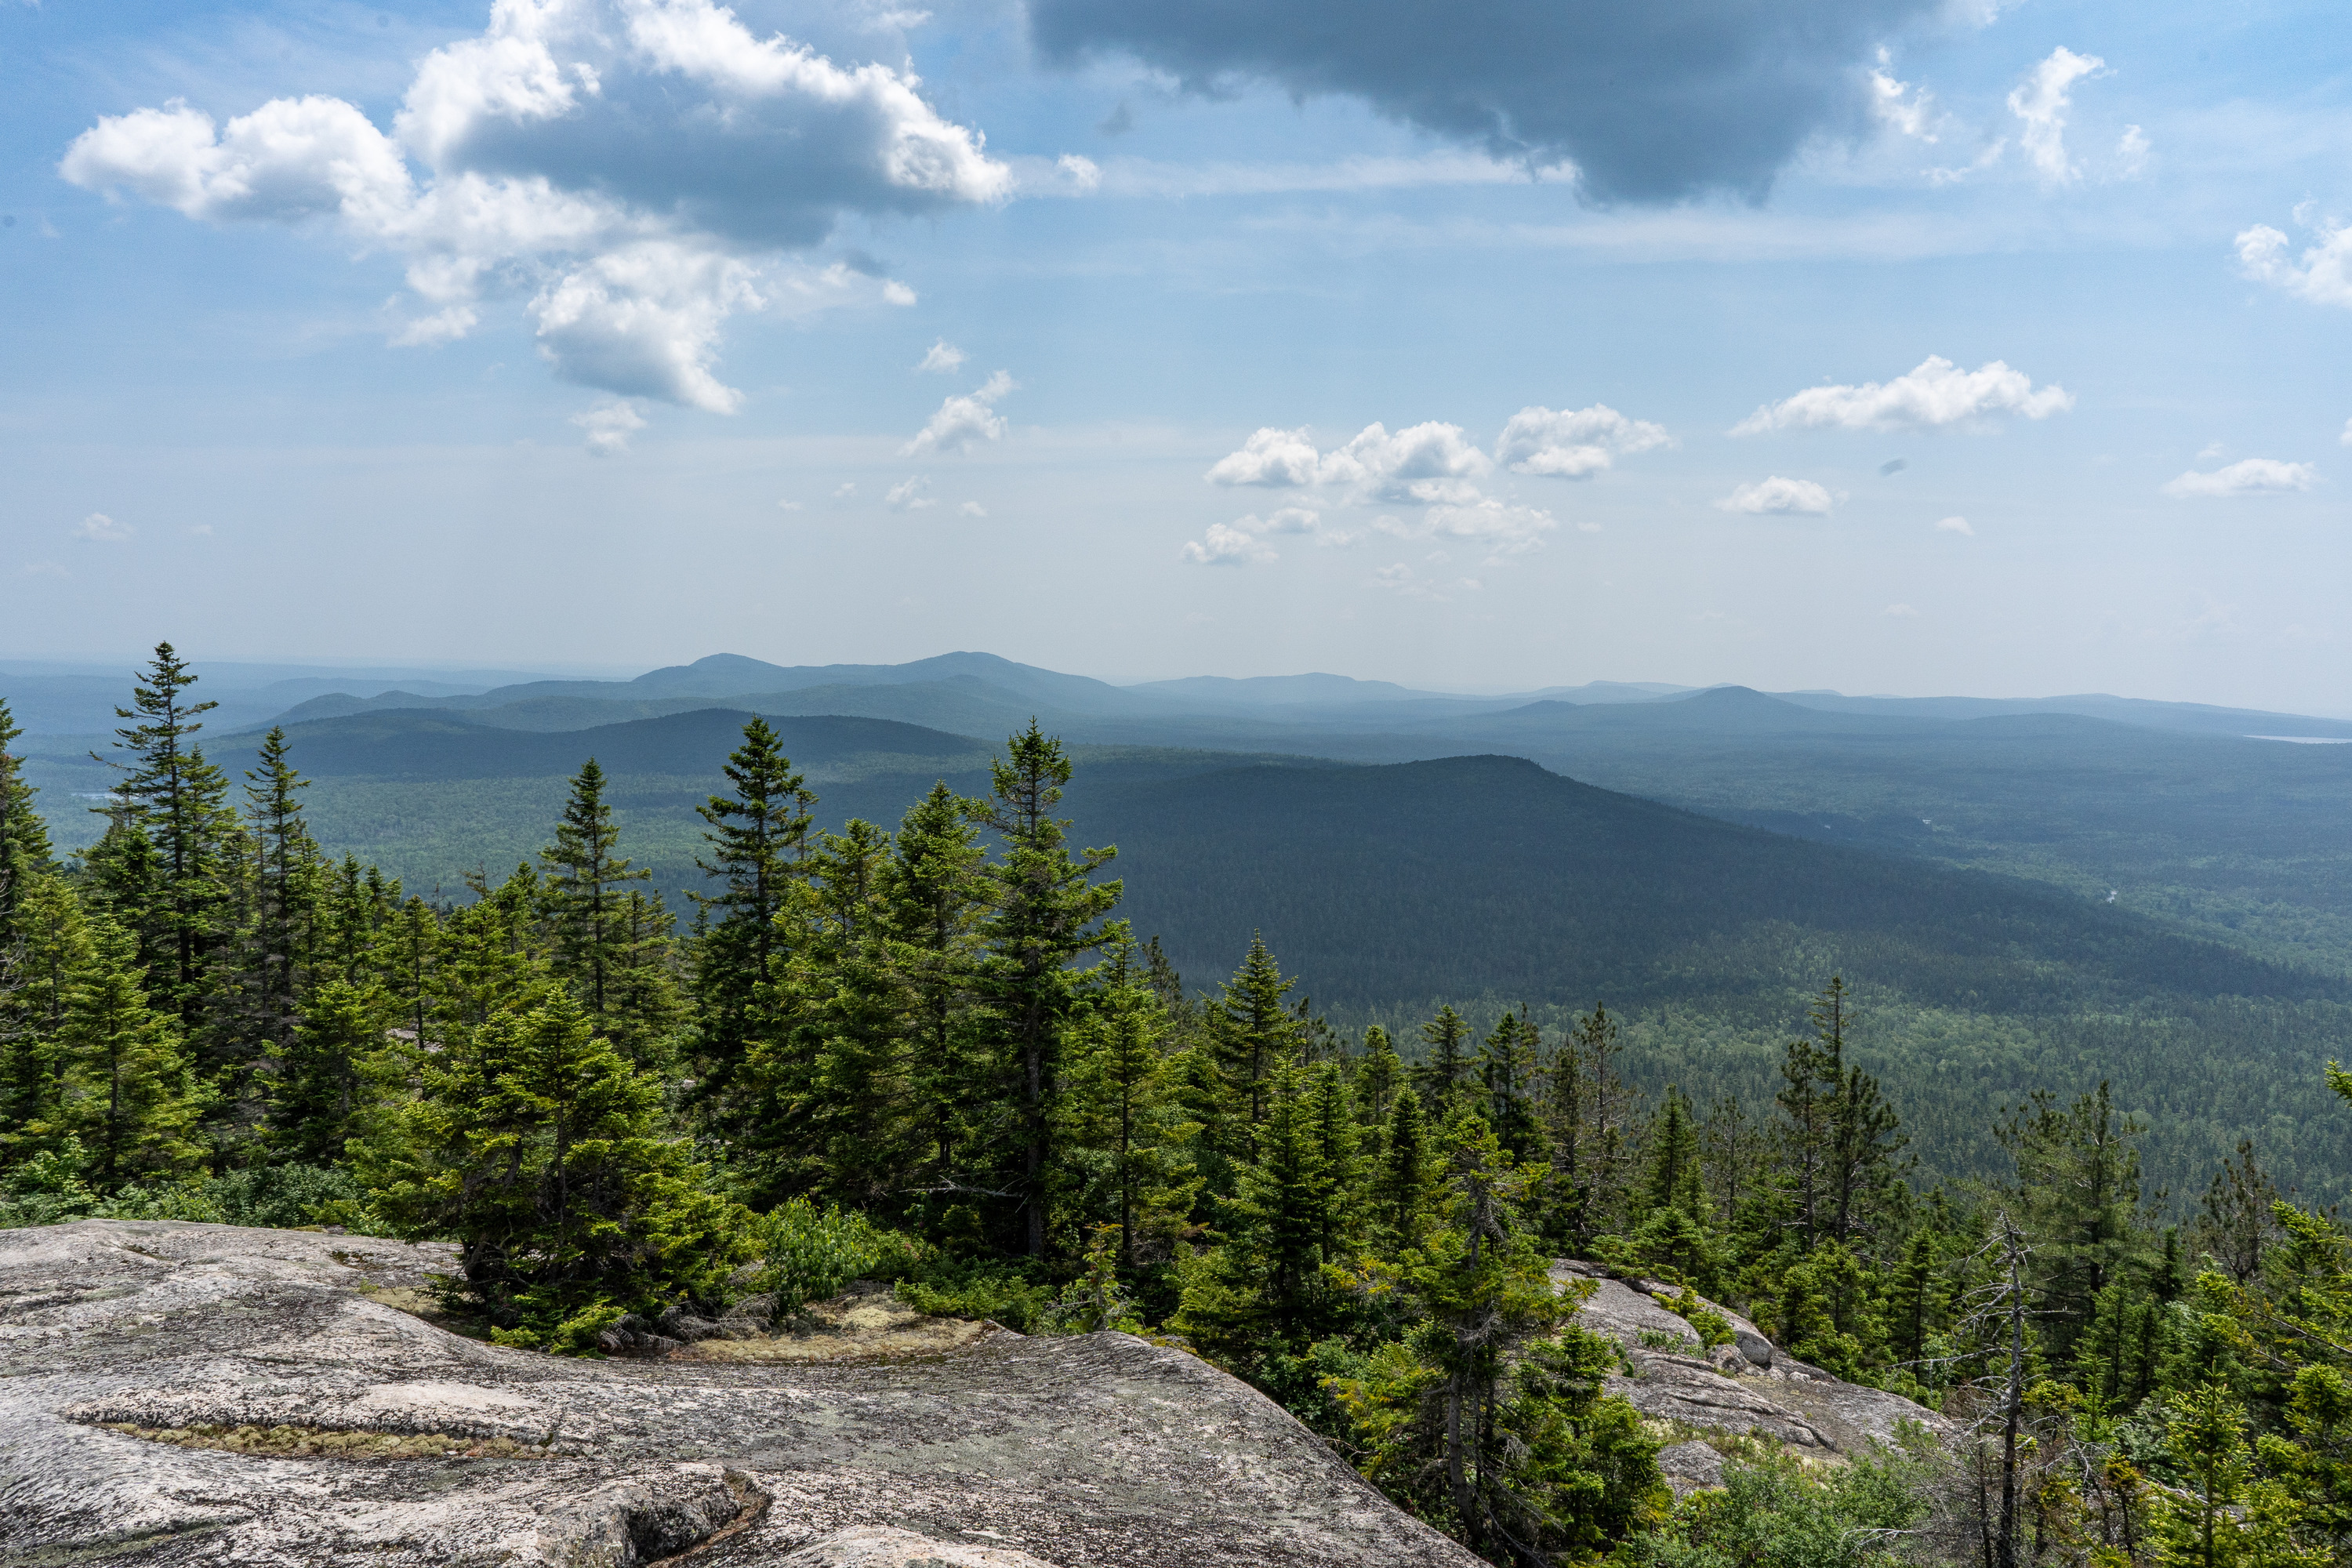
[1029, 0, 1950, 204]
[1716, 476, 1835, 514]
[2161, 459, 2317, 499]
[60, 0, 1011, 411]
[1733, 355, 2072, 434]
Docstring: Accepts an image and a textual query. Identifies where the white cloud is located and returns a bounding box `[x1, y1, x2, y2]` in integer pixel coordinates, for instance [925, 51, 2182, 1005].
[1869, 55, 1938, 143]
[2161, 459, 2318, 499]
[2115, 125, 2149, 176]
[1180, 521, 1279, 566]
[959, 500, 987, 517]
[2236, 219, 2352, 310]
[2007, 46, 2103, 186]
[571, 397, 645, 455]
[902, 369, 1015, 456]
[884, 476, 936, 511]
[1055, 153, 1102, 193]
[57, 0, 1009, 409]
[1935, 514, 1974, 535]
[1208, 421, 1491, 504]
[1716, 477, 1836, 515]
[831, 481, 857, 499]
[1882, 602, 1920, 617]
[1207, 427, 1323, 488]
[916, 338, 965, 374]
[2341, 416, 2352, 447]
[73, 511, 133, 540]
[1494, 403, 1670, 478]
[1733, 355, 2072, 434]
[777, 499, 803, 511]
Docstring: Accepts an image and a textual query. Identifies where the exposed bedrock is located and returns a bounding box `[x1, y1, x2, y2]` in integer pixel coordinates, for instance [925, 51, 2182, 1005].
[0, 1221, 1475, 1567]
[1552, 1259, 1954, 1492]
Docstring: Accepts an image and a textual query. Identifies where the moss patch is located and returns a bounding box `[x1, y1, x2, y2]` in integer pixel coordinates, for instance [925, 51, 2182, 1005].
[98, 1422, 557, 1460]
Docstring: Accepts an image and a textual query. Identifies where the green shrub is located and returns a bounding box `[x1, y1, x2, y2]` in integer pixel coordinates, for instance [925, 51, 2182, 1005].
[205, 1164, 370, 1230]
[895, 1259, 1054, 1333]
[749, 1198, 927, 1321]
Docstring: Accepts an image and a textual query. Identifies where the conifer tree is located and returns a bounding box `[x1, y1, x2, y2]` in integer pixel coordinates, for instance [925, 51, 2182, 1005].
[383, 895, 438, 1049]
[2000, 1080, 2151, 1357]
[373, 992, 742, 1340]
[884, 782, 989, 1216]
[270, 979, 386, 1167]
[1354, 1025, 1403, 1129]
[58, 917, 205, 1192]
[1061, 955, 1199, 1267]
[1373, 1086, 1435, 1247]
[1544, 1004, 1637, 1252]
[1476, 1008, 1538, 1161]
[541, 758, 652, 1030]
[1210, 933, 1303, 1136]
[1411, 1004, 1472, 1117]
[975, 723, 1120, 1258]
[0, 696, 53, 947]
[214, 728, 318, 1112]
[692, 718, 815, 1110]
[95, 643, 236, 1031]
[1643, 1085, 1705, 1218]
[1176, 1062, 1334, 1354]
[0, 873, 88, 1167]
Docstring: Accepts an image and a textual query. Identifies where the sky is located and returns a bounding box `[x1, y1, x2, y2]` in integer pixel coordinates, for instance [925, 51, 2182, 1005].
[2, 0, 2348, 710]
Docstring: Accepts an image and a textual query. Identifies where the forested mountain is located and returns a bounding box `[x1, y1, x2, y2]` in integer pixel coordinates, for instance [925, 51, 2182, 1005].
[9, 648, 2352, 1568]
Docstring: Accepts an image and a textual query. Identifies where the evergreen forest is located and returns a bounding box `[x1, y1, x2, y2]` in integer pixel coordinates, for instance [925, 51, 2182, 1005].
[5, 645, 2352, 1568]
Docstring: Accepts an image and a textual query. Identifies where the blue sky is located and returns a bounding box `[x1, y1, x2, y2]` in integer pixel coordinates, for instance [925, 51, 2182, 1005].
[3, 0, 2348, 710]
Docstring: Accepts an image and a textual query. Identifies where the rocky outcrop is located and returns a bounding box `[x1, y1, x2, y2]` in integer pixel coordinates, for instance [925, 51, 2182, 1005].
[1, 1221, 1478, 1567]
[1552, 1260, 1952, 1492]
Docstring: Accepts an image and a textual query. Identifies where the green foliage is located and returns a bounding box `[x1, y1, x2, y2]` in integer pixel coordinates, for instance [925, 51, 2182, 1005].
[749, 1197, 926, 1321]
[895, 1259, 1055, 1333]
[1613, 1443, 1938, 1568]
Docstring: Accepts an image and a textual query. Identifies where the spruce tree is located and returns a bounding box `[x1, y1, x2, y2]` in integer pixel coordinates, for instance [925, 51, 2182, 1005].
[215, 728, 318, 1116]
[1210, 933, 1302, 1136]
[95, 643, 236, 1032]
[0, 873, 88, 1167]
[885, 782, 989, 1215]
[0, 695, 53, 947]
[1354, 1025, 1403, 1129]
[540, 758, 651, 1029]
[1544, 1004, 1636, 1252]
[1643, 1085, 1705, 1218]
[373, 992, 742, 1341]
[270, 979, 385, 1167]
[692, 718, 815, 1111]
[1476, 1008, 1538, 1161]
[1374, 1086, 1435, 1247]
[1176, 1062, 1334, 1354]
[974, 723, 1120, 1258]
[1411, 1004, 1472, 1116]
[58, 917, 205, 1192]
[1061, 955, 1200, 1267]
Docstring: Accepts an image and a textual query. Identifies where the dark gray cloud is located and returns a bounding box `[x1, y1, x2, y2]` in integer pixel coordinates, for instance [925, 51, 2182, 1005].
[1029, 0, 1944, 203]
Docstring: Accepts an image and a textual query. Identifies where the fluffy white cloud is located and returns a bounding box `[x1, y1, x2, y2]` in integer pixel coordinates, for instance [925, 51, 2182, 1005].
[2236, 220, 2352, 310]
[885, 476, 936, 511]
[73, 511, 133, 541]
[2115, 125, 2149, 176]
[2007, 46, 2103, 185]
[1733, 355, 2073, 434]
[1935, 514, 1974, 535]
[1207, 421, 1490, 503]
[916, 338, 966, 374]
[58, 0, 1008, 408]
[902, 370, 1015, 456]
[959, 500, 988, 517]
[1494, 404, 1670, 478]
[1716, 477, 1836, 514]
[1869, 55, 1937, 142]
[2161, 459, 2318, 499]
[1412, 498, 1559, 553]
[571, 397, 646, 455]
[1207, 426, 1323, 487]
[1180, 521, 1279, 566]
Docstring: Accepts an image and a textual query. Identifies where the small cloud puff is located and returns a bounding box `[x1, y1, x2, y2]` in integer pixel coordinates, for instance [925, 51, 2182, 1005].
[1494, 404, 1670, 478]
[777, 499, 803, 511]
[2008, 46, 2103, 185]
[1181, 522, 1279, 566]
[903, 370, 1015, 456]
[885, 476, 936, 511]
[2161, 459, 2317, 499]
[1717, 477, 1836, 515]
[1935, 515, 1974, 535]
[960, 500, 987, 517]
[74, 512, 133, 540]
[916, 339, 965, 374]
[1733, 356, 2072, 434]
[572, 399, 646, 456]
[2341, 416, 2352, 447]
[2238, 216, 2352, 310]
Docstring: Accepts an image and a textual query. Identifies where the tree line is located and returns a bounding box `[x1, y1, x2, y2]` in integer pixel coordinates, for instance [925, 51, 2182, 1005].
[3, 644, 2350, 1568]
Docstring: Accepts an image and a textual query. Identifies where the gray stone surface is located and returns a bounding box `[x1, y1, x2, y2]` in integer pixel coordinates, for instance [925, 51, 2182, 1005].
[1, 1221, 1479, 1567]
[1551, 1259, 1951, 1464]
[1653, 1441, 1726, 1499]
